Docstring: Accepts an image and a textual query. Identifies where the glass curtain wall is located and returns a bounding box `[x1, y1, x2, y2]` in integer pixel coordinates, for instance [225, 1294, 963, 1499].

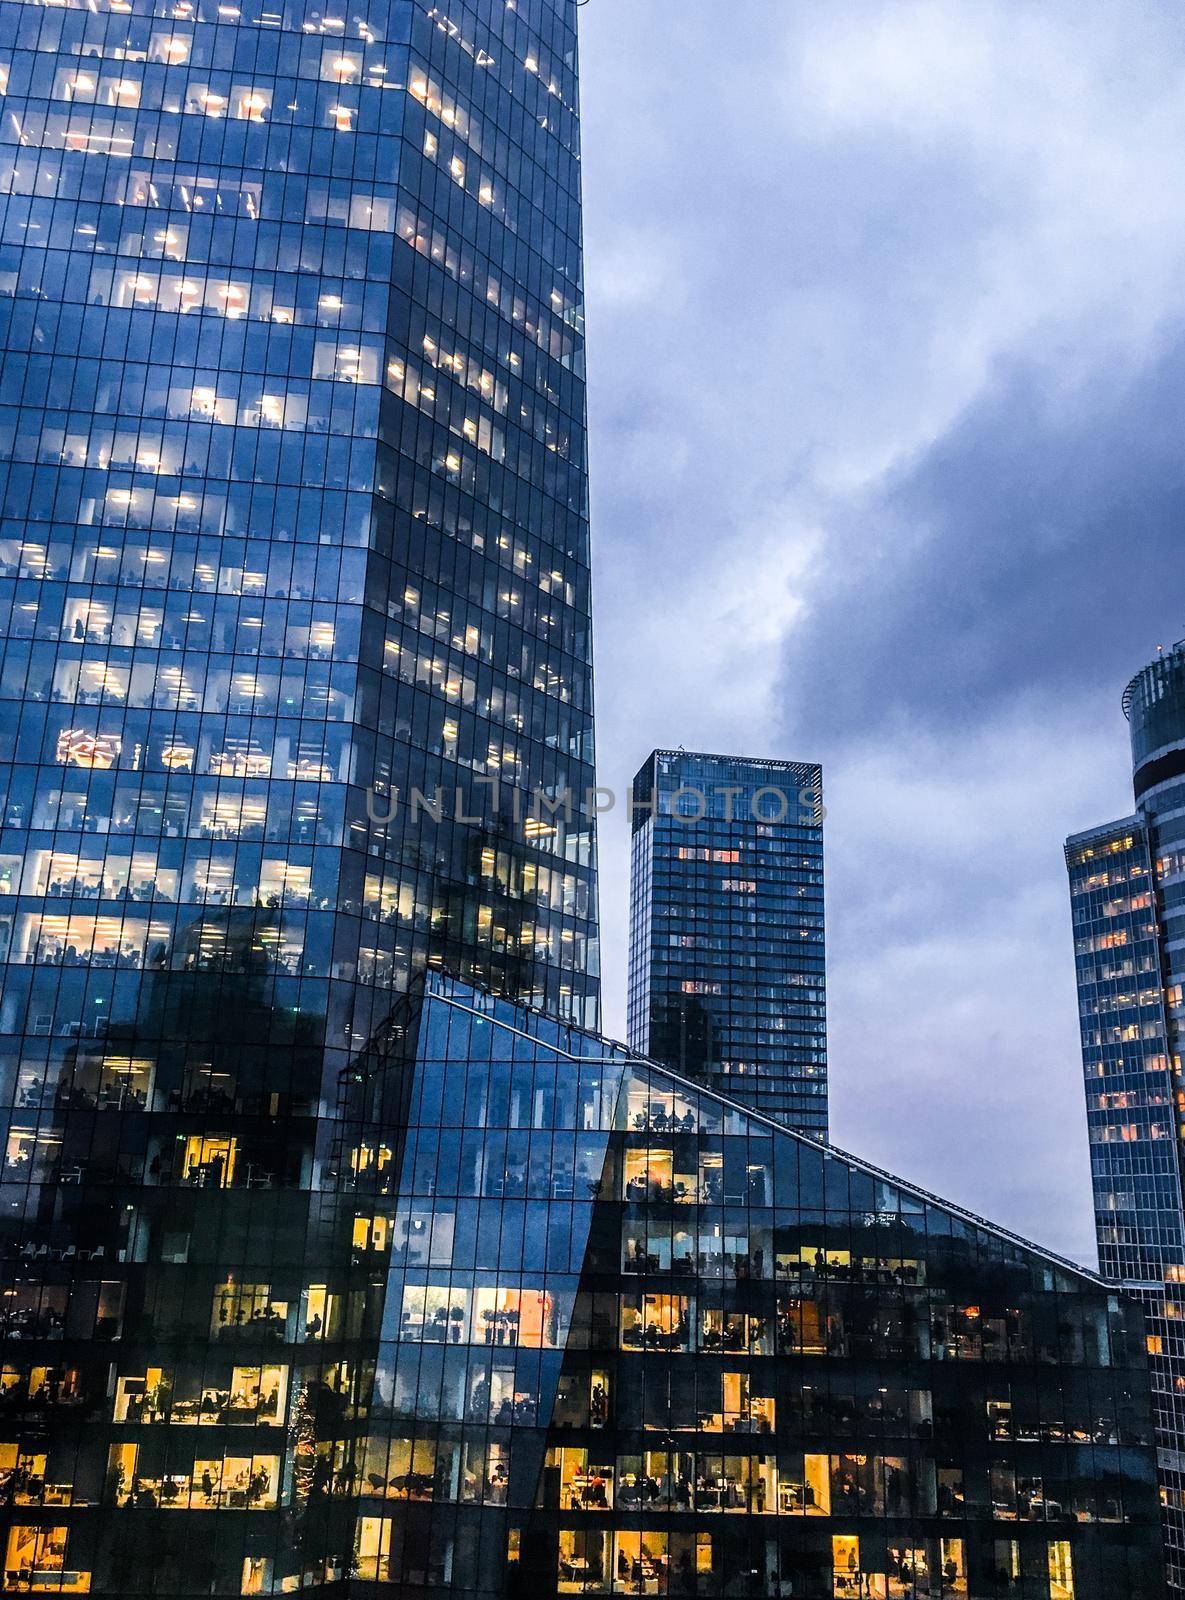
[0, 0, 596, 1585]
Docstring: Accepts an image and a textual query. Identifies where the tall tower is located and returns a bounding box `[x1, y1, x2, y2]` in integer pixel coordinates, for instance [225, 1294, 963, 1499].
[1066, 640, 1185, 1591]
[0, 0, 596, 1587]
[627, 749, 827, 1135]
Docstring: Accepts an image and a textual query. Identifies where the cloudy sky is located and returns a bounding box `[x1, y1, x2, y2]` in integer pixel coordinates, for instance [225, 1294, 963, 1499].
[576, 0, 1185, 1264]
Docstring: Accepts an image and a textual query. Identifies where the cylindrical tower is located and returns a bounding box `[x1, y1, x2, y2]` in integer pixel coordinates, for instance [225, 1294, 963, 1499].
[1124, 641, 1185, 805]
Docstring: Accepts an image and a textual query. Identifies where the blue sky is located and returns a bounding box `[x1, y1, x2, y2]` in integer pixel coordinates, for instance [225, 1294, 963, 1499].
[577, 0, 1185, 1263]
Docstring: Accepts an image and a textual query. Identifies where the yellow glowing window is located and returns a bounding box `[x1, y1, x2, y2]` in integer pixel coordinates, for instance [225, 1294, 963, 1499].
[182, 1135, 237, 1188]
[1048, 1541, 1074, 1599]
[832, 1533, 860, 1579]
[5, 1525, 72, 1581]
[355, 1517, 391, 1581]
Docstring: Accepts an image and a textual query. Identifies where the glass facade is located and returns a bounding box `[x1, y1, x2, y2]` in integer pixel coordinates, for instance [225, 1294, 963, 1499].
[1066, 640, 1185, 1591]
[627, 750, 826, 1136]
[0, 968, 1162, 1596]
[385, 980, 1162, 1600]
[0, 0, 599, 1030]
[1064, 819, 1183, 1286]
[0, 0, 598, 1584]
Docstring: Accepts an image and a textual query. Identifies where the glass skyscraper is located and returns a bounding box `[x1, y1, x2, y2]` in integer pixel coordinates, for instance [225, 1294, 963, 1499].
[0, 0, 596, 1585]
[1066, 640, 1185, 1592]
[0, 0, 599, 1029]
[627, 750, 826, 1136]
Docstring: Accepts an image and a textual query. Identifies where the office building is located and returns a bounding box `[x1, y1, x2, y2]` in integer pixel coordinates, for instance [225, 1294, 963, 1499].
[627, 749, 826, 1135]
[0, 0, 599, 1029]
[1066, 640, 1185, 1590]
[0, 968, 1167, 1594]
[0, 0, 595, 1585]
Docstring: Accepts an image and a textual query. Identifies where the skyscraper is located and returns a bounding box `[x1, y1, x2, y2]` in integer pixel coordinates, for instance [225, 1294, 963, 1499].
[627, 749, 826, 1135]
[0, 0, 596, 1585]
[1066, 640, 1185, 1591]
[0, 0, 599, 1033]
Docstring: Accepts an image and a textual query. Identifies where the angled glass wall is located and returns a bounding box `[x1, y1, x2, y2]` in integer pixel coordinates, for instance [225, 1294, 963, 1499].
[0, 969, 1165, 1595]
[359, 979, 1159, 1598]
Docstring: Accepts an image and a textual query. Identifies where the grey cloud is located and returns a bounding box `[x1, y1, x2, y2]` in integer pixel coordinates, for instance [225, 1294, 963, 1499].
[780, 339, 1185, 749]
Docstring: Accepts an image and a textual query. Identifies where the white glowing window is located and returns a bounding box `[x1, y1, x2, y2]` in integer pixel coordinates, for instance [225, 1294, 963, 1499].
[119, 273, 156, 305]
[323, 49, 360, 79]
[217, 283, 248, 317]
[348, 195, 393, 231]
[259, 861, 311, 904]
[313, 340, 379, 384]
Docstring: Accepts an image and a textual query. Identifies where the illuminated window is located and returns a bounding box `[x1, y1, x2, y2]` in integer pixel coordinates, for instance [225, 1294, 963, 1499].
[354, 1517, 391, 1582]
[4, 1525, 80, 1588]
[55, 729, 121, 770]
[181, 1135, 237, 1189]
[324, 50, 360, 79]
